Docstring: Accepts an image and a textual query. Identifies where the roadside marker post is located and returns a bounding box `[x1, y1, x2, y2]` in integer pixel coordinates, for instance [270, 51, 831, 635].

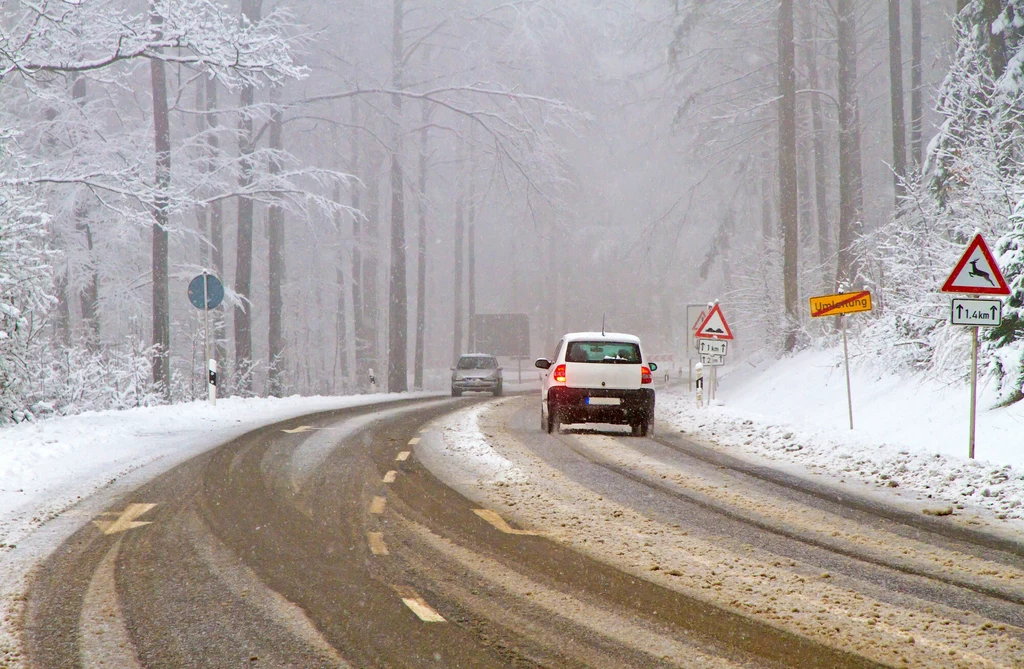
[188, 272, 224, 405]
[941, 233, 1010, 459]
[808, 288, 873, 429]
[694, 362, 704, 407]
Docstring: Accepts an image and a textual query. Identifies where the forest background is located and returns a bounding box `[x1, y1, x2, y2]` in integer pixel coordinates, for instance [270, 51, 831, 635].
[1, 0, 1021, 421]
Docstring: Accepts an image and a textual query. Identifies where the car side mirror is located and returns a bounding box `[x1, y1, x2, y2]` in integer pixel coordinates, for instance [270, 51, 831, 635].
[535, 358, 551, 370]
[649, 362, 658, 372]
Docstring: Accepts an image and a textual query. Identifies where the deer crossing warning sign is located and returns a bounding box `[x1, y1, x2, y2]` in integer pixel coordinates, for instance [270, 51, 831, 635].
[941, 233, 1010, 296]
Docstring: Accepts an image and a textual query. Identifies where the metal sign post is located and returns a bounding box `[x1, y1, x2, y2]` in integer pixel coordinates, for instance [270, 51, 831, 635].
[693, 302, 734, 405]
[808, 289, 872, 430]
[188, 272, 224, 405]
[841, 314, 853, 430]
[940, 233, 1009, 459]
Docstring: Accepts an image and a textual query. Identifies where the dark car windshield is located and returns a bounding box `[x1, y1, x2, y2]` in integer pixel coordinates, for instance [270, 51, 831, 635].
[457, 356, 497, 370]
[565, 341, 641, 364]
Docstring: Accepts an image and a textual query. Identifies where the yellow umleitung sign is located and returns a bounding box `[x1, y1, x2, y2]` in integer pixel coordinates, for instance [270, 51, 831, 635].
[809, 291, 872, 318]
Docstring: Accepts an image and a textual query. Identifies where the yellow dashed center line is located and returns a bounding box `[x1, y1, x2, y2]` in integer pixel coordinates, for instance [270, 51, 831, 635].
[368, 532, 389, 555]
[473, 509, 543, 536]
[395, 451, 411, 461]
[407, 437, 420, 445]
[383, 470, 397, 483]
[393, 586, 446, 622]
[370, 497, 387, 514]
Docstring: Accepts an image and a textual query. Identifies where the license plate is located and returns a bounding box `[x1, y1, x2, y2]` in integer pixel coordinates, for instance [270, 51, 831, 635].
[586, 397, 620, 406]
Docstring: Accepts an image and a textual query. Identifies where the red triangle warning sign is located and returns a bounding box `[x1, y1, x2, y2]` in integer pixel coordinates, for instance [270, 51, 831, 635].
[941, 233, 1010, 296]
[694, 304, 734, 340]
[691, 310, 706, 332]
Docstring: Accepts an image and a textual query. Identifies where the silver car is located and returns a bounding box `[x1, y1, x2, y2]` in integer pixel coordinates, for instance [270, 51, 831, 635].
[451, 354, 503, 397]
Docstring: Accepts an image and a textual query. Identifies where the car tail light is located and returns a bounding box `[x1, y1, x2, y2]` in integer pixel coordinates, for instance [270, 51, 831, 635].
[641, 366, 652, 384]
[554, 364, 566, 383]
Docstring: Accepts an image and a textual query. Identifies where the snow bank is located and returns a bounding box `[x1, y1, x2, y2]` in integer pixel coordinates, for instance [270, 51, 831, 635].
[659, 348, 1024, 524]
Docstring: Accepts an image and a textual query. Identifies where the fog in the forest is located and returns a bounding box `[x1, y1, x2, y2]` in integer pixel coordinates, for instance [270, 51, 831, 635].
[10, 0, 1012, 415]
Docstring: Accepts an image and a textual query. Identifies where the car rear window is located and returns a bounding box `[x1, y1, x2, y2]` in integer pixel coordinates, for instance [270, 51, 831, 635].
[457, 356, 497, 370]
[565, 342, 641, 364]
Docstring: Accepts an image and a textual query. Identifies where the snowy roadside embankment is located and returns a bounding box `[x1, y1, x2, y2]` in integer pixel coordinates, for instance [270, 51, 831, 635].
[659, 348, 1024, 526]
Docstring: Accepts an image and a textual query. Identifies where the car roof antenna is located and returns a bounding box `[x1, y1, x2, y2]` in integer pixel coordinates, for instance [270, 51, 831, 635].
[601, 313, 606, 336]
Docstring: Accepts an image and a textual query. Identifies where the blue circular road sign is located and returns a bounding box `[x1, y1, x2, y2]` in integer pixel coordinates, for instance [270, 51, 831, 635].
[188, 273, 224, 310]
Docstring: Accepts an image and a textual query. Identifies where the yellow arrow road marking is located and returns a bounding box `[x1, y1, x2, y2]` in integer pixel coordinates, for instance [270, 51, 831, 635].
[393, 586, 446, 622]
[473, 509, 543, 536]
[395, 451, 410, 461]
[370, 497, 387, 514]
[368, 532, 389, 555]
[281, 425, 316, 434]
[92, 504, 157, 535]
[383, 470, 397, 483]
[407, 437, 420, 445]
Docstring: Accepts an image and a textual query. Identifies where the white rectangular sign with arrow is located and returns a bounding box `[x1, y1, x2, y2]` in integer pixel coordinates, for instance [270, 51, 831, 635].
[951, 298, 1003, 327]
[698, 340, 727, 355]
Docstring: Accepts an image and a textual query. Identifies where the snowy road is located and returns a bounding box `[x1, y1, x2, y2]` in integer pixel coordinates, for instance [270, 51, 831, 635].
[16, 394, 1024, 668]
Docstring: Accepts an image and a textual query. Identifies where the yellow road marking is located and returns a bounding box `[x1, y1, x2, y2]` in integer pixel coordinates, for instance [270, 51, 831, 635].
[368, 532, 389, 555]
[407, 437, 420, 445]
[473, 509, 543, 536]
[281, 425, 316, 434]
[395, 451, 411, 461]
[393, 586, 446, 622]
[92, 504, 157, 535]
[370, 497, 387, 514]
[383, 470, 397, 483]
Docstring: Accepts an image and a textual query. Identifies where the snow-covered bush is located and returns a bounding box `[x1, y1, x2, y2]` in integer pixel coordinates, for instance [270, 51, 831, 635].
[0, 196, 57, 422]
[24, 340, 165, 418]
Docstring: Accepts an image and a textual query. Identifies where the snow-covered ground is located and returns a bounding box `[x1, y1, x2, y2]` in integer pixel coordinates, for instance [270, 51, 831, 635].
[0, 392, 436, 662]
[659, 347, 1024, 527]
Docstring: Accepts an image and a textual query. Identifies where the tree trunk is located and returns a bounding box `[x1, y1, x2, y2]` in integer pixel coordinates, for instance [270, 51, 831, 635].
[836, 0, 864, 289]
[334, 182, 350, 394]
[233, 0, 261, 392]
[778, 0, 799, 352]
[387, 0, 408, 392]
[452, 141, 466, 365]
[467, 138, 477, 354]
[72, 75, 100, 349]
[802, 0, 832, 283]
[349, 101, 367, 389]
[149, 7, 171, 398]
[983, 0, 1007, 79]
[910, 0, 923, 167]
[267, 93, 285, 397]
[761, 171, 774, 246]
[414, 101, 430, 390]
[194, 82, 209, 270]
[205, 77, 227, 370]
[888, 0, 907, 202]
[364, 147, 382, 382]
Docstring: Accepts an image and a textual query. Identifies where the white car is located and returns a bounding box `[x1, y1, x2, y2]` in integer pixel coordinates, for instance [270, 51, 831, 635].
[535, 332, 657, 436]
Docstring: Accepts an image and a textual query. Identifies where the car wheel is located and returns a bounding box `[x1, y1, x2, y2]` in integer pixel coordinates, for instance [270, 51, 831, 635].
[546, 404, 559, 434]
[493, 383, 503, 397]
[631, 422, 642, 437]
[451, 387, 462, 397]
[640, 416, 654, 438]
